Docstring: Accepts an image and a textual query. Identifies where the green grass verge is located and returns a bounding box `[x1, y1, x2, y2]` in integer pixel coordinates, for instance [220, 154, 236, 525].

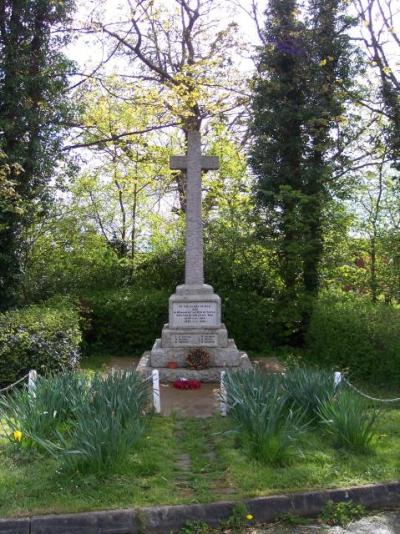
[212, 408, 400, 497]
[0, 416, 179, 517]
[1, 410, 400, 518]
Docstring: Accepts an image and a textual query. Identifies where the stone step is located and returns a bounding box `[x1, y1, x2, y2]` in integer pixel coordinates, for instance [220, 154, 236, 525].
[137, 351, 252, 383]
[150, 338, 242, 367]
[137, 352, 251, 383]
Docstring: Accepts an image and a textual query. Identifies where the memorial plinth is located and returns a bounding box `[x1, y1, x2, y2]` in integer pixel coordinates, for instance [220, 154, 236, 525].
[137, 132, 251, 382]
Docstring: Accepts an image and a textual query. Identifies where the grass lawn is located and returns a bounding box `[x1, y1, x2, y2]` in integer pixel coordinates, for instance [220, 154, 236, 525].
[1, 408, 400, 518]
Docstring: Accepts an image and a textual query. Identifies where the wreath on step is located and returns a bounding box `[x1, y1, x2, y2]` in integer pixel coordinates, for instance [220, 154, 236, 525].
[186, 347, 210, 370]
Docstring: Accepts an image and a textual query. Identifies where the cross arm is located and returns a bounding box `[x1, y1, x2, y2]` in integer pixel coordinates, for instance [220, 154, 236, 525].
[169, 155, 220, 171]
[201, 156, 220, 170]
[170, 156, 187, 170]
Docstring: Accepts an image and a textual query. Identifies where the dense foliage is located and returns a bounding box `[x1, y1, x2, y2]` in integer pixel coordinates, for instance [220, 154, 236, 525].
[83, 289, 169, 355]
[306, 294, 400, 384]
[250, 0, 357, 341]
[0, 0, 75, 309]
[0, 298, 81, 387]
[318, 390, 379, 453]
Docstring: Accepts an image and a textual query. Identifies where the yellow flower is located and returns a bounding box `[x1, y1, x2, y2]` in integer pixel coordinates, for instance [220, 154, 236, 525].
[319, 59, 328, 66]
[246, 514, 254, 520]
[12, 430, 22, 442]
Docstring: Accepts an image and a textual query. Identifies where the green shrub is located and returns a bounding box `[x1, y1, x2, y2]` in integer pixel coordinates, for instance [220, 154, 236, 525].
[221, 291, 273, 351]
[134, 249, 184, 292]
[283, 367, 338, 423]
[306, 294, 400, 384]
[318, 390, 379, 453]
[83, 288, 169, 355]
[224, 370, 306, 465]
[22, 225, 125, 301]
[0, 298, 81, 388]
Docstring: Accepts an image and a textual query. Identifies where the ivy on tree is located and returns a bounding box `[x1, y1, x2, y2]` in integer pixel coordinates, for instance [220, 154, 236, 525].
[250, 0, 356, 342]
[0, 0, 75, 310]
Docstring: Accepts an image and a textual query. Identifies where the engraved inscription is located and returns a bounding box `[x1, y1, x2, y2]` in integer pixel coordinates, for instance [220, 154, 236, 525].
[172, 302, 218, 327]
[173, 333, 218, 347]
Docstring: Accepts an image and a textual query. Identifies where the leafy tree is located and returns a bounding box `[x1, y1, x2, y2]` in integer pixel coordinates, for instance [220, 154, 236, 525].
[0, 0, 75, 309]
[354, 151, 400, 302]
[76, 79, 174, 265]
[250, 0, 357, 342]
[90, 0, 245, 211]
[354, 0, 400, 169]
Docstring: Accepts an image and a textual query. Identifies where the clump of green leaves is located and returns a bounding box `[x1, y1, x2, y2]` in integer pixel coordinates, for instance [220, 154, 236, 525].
[178, 520, 211, 534]
[321, 500, 365, 527]
[219, 503, 252, 533]
[1, 371, 149, 474]
[224, 370, 306, 465]
[0, 371, 87, 446]
[318, 390, 379, 453]
[283, 367, 338, 423]
[40, 371, 149, 474]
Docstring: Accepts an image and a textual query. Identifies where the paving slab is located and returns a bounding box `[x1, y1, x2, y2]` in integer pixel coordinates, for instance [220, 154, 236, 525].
[160, 382, 220, 417]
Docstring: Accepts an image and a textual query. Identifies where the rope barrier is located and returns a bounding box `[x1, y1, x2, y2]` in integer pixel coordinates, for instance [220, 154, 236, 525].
[343, 377, 400, 403]
[0, 373, 30, 394]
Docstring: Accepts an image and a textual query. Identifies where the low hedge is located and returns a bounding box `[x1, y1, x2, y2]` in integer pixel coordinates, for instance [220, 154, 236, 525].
[0, 298, 81, 388]
[221, 290, 273, 351]
[83, 289, 170, 355]
[306, 294, 400, 384]
[83, 288, 273, 355]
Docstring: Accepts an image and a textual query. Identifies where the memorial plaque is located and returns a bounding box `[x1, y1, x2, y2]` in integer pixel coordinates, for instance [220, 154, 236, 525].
[172, 302, 218, 327]
[173, 333, 218, 347]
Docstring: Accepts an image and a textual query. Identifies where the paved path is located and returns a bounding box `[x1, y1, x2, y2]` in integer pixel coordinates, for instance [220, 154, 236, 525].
[160, 382, 220, 417]
[252, 512, 400, 533]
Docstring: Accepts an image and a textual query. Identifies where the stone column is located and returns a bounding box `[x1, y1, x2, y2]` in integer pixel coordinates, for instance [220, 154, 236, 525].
[185, 131, 204, 286]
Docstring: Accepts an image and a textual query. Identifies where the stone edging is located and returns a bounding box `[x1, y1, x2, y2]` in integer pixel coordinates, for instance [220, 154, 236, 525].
[1, 481, 399, 533]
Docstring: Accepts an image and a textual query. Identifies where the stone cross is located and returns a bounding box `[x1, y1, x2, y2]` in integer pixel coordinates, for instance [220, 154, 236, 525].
[170, 131, 219, 286]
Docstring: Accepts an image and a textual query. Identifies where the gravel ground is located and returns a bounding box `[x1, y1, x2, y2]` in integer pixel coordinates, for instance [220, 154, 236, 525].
[250, 512, 400, 533]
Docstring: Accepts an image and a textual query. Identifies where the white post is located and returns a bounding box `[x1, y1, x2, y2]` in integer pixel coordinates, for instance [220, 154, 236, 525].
[220, 371, 227, 416]
[334, 371, 342, 389]
[28, 370, 37, 397]
[152, 370, 161, 414]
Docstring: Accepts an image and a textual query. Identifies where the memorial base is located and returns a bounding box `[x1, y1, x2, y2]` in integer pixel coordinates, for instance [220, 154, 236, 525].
[137, 351, 252, 382]
[137, 283, 252, 383]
